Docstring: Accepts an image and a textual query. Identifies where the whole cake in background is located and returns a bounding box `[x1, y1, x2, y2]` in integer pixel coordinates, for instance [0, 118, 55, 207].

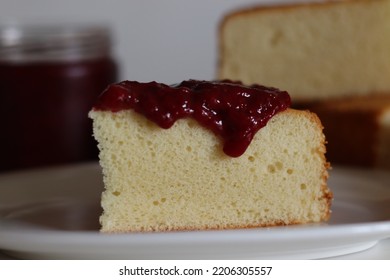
[218, 0, 390, 169]
[89, 80, 332, 233]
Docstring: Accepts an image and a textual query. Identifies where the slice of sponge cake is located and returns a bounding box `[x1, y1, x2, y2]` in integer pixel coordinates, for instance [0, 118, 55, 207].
[218, 0, 390, 102]
[305, 95, 390, 169]
[89, 80, 332, 232]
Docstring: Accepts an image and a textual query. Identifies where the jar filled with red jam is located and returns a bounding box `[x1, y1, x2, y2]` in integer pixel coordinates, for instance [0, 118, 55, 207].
[0, 24, 118, 172]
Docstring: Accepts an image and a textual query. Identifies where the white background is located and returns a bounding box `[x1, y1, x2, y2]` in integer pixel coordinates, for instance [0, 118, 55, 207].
[0, 0, 310, 83]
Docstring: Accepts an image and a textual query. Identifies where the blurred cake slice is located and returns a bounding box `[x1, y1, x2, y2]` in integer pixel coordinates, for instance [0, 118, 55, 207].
[305, 95, 390, 169]
[218, 0, 390, 102]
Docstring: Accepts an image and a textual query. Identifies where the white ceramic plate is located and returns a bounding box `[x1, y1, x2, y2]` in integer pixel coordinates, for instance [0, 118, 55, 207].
[0, 163, 389, 260]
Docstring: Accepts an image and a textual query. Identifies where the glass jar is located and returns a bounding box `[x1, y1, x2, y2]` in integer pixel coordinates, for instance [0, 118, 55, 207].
[0, 24, 118, 172]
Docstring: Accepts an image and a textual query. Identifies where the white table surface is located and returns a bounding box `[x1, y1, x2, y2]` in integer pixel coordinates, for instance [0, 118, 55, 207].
[1, 238, 388, 260]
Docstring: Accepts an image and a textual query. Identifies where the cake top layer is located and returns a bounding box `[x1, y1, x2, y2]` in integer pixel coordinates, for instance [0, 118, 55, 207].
[93, 80, 291, 157]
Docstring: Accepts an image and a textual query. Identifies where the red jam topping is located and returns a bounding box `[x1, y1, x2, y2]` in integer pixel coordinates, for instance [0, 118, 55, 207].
[93, 80, 291, 157]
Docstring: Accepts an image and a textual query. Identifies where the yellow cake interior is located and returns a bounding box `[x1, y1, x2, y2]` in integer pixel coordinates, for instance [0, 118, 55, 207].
[90, 108, 331, 232]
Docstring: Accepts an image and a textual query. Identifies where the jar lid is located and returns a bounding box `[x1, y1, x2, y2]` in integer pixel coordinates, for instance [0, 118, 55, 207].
[0, 24, 112, 63]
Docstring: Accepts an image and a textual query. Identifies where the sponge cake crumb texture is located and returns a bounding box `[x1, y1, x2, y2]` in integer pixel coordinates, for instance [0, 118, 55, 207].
[90, 109, 331, 232]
